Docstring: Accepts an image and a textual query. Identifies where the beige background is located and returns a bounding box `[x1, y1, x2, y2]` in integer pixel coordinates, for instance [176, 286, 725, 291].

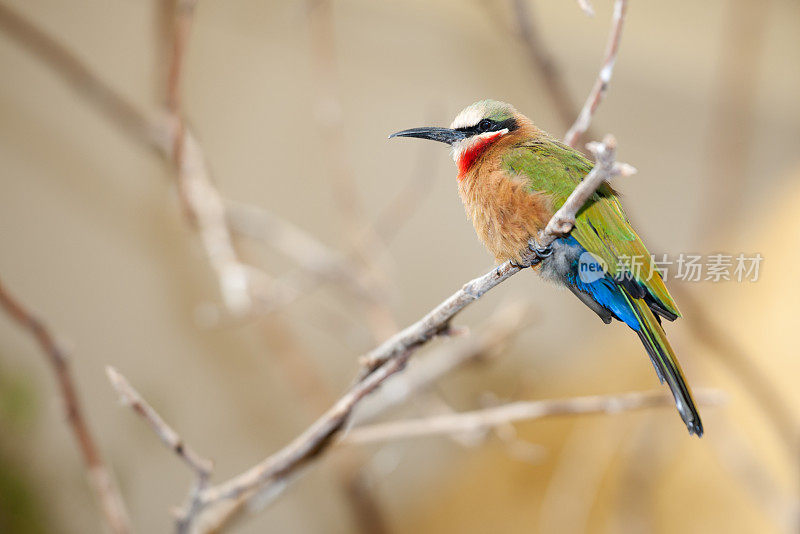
[1, 0, 798, 532]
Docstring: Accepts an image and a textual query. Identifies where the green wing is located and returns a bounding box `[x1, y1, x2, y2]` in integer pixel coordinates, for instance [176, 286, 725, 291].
[502, 138, 680, 319]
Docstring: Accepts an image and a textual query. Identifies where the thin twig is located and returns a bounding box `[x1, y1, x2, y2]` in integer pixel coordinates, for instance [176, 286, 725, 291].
[341, 389, 724, 446]
[576, 0, 595, 17]
[513, 0, 593, 137]
[105, 367, 213, 534]
[174, 125, 257, 314]
[203, 313, 394, 534]
[166, 0, 198, 116]
[563, 0, 628, 147]
[0, 278, 131, 534]
[352, 301, 530, 425]
[162, 0, 257, 315]
[196, 352, 410, 506]
[106, 367, 213, 480]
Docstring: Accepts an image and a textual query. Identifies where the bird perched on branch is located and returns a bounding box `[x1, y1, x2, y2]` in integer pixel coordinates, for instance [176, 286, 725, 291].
[390, 100, 702, 436]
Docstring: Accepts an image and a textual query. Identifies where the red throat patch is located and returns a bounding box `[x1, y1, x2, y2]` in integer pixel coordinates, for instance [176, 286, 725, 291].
[457, 132, 504, 179]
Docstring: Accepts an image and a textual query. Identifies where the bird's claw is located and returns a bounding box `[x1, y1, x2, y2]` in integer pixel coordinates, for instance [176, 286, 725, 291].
[527, 239, 553, 262]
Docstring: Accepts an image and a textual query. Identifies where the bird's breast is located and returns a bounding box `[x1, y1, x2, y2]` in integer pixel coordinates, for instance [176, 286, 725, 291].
[458, 169, 553, 264]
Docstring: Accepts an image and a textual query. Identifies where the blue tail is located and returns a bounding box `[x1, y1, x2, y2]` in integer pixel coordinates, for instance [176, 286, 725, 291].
[558, 237, 703, 436]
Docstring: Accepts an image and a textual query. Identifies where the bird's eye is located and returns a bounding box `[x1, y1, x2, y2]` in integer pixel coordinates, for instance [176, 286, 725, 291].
[478, 119, 494, 132]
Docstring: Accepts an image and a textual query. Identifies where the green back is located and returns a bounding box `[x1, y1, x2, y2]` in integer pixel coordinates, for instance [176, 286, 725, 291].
[502, 137, 680, 317]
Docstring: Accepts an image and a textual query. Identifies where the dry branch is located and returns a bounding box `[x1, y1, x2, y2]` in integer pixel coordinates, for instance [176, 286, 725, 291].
[576, 0, 596, 17]
[342, 389, 724, 446]
[105, 367, 212, 534]
[195, 352, 410, 506]
[352, 301, 530, 425]
[513, 0, 592, 137]
[563, 0, 628, 147]
[0, 278, 131, 534]
[161, 0, 257, 315]
[162, 135, 631, 530]
[106, 367, 212, 480]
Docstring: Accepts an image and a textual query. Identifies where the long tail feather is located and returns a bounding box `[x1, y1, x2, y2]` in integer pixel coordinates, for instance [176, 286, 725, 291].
[622, 290, 703, 436]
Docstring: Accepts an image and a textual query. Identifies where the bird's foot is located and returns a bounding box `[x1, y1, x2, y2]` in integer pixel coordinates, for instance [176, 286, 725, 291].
[527, 238, 553, 264]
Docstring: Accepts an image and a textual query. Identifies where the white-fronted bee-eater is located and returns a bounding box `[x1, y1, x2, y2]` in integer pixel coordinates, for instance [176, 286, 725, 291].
[391, 100, 702, 436]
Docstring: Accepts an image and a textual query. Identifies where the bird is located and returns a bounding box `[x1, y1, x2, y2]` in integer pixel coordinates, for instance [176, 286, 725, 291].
[390, 99, 702, 436]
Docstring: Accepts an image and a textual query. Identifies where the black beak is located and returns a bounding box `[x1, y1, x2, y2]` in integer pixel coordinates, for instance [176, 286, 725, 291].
[389, 127, 466, 145]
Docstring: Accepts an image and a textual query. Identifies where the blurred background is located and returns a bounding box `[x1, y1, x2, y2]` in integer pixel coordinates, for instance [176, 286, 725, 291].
[1, 0, 798, 532]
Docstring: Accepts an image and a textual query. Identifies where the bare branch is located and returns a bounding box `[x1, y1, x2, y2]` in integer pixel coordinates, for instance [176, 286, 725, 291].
[106, 367, 213, 479]
[563, 0, 628, 147]
[174, 125, 257, 314]
[352, 301, 530, 425]
[105, 367, 213, 534]
[513, 0, 592, 134]
[341, 389, 725, 446]
[169, 136, 629, 530]
[159, 0, 258, 315]
[192, 352, 410, 514]
[166, 0, 198, 117]
[0, 278, 131, 534]
[576, 0, 595, 17]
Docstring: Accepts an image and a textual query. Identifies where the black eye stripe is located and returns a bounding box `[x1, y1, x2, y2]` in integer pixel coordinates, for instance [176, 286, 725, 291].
[456, 117, 518, 137]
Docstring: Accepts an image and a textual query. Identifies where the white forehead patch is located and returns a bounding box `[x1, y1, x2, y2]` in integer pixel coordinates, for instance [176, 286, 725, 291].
[449, 103, 489, 130]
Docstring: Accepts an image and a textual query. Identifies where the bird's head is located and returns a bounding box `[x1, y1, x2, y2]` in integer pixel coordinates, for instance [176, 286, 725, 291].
[390, 100, 522, 177]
